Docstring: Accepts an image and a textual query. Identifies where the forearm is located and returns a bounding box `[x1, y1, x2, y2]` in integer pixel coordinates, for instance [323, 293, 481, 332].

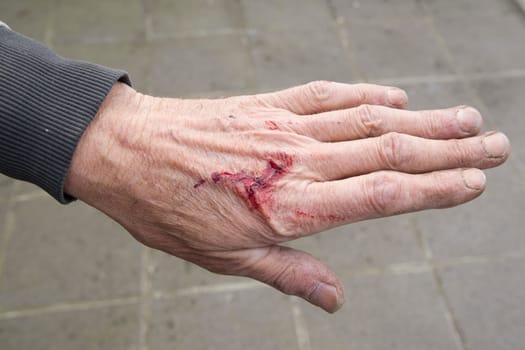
[0, 25, 130, 202]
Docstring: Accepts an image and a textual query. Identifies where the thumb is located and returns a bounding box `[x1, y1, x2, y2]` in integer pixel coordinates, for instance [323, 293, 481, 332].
[239, 245, 345, 313]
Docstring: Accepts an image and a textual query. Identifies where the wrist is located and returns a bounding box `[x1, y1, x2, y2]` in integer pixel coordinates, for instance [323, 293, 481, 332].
[64, 83, 151, 207]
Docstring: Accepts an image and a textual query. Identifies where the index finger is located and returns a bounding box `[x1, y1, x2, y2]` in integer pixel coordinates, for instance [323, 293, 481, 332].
[255, 81, 408, 115]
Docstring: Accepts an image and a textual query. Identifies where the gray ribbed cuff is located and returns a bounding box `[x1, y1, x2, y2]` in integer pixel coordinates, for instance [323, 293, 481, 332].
[0, 28, 131, 203]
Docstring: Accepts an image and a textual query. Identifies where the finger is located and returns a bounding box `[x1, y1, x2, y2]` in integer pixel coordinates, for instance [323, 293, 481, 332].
[238, 245, 345, 313]
[256, 81, 408, 115]
[295, 168, 487, 235]
[139, 231, 345, 313]
[311, 131, 510, 180]
[296, 104, 483, 142]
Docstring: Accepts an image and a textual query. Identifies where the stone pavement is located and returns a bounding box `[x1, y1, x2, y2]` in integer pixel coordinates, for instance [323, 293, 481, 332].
[1, 0, 525, 349]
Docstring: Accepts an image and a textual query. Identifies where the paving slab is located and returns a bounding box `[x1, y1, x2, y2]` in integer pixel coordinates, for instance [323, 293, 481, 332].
[287, 214, 425, 273]
[330, 0, 453, 81]
[0, 304, 139, 350]
[331, 0, 426, 22]
[0, 197, 141, 310]
[422, 0, 518, 19]
[150, 249, 245, 294]
[148, 288, 298, 350]
[53, 0, 145, 45]
[0, 0, 50, 42]
[242, 0, 334, 32]
[439, 259, 525, 350]
[55, 42, 152, 94]
[150, 35, 256, 96]
[249, 28, 354, 90]
[343, 18, 454, 81]
[472, 76, 525, 166]
[150, 0, 244, 35]
[397, 81, 478, 112]
[416, 167, 525, 259]
[426, 1, 525, 74]
[397, 79, 525, 259]
[302, 272, 458, 350]
[0, 175, 14, 226]
[243, 0, 354, 89]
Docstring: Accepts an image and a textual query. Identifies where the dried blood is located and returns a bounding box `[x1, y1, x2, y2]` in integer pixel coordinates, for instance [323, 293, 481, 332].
[193, 179, 206, 188]
[295, 209, 346, 223]
[210, 156, 291, 215]
[265, 120, 280, 130]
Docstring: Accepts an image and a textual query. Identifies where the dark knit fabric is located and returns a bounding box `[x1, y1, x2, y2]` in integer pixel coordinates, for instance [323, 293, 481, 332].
[0, 27, 130, 203]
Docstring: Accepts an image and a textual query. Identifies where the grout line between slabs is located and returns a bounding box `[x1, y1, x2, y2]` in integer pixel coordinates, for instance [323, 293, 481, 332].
[44, 0, 56, 49]
[432, 268, 469, 350]
[291, 297, 312, 350]
[175, 68, 525, 98]
[411, 215, 466, 350]
[0, 182, 20, 294]
[412, 10, 474, 347]
[419, 6, 524, 346]
[420, 2, 525, 181]
[137, 5, 156, 345]
[0, 211, 15, 291]
[12, 190, 48, 203]
[154, 280, 265, 299]
[421, 13, 487, 112]
[141, 0, 154, 42]
[53, 28, 253, 46]
[373, 69, 525, 86]
[236, 0, 261, 93]
[325, 0, 365, 82]
[1, 251, 523, 320]
[139, 247, 154, 350]
[0, 297, 140, 321]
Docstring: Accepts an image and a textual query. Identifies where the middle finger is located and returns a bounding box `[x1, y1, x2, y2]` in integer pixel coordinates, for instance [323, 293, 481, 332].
[309, 131, 510, 181]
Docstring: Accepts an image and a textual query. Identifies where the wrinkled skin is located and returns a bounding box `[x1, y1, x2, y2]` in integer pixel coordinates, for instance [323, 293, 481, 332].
[65, 81, 510, 313]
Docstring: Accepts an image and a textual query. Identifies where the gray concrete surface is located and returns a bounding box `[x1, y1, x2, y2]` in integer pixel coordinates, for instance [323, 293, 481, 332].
[1, 0, 524, 349]
[518, 0, 525, 12]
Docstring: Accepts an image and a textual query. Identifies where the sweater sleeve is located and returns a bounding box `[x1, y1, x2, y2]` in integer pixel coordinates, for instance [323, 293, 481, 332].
[0, 26, 131, 203]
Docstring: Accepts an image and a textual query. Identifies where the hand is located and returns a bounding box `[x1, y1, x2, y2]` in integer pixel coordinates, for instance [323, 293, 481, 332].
[65, 81, 510, 313]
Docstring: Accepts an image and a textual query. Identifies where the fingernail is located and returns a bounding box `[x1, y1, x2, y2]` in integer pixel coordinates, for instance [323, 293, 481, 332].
[309, 283, 344, 313]
[462, 168, 486, 191]
[456, 107, 482, 133]
[482, 132, 510, 158]
[387, 88, 408, 107]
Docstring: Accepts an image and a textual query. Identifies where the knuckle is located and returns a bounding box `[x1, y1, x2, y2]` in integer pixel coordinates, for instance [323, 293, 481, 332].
[450, 138, 470, 162]
[269, 220, 302, 241]
[305, 80, 332, 107]
[215, 116, 234, 130]
[356, 104, 382, 137]
[238, 94, 268, 109]
[379, 132, 412, 170]
[272, 261, 304, 296]
[353, 83, 371, 103]
[205, 115, 247, 132]
[366, 171, 403, 215]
